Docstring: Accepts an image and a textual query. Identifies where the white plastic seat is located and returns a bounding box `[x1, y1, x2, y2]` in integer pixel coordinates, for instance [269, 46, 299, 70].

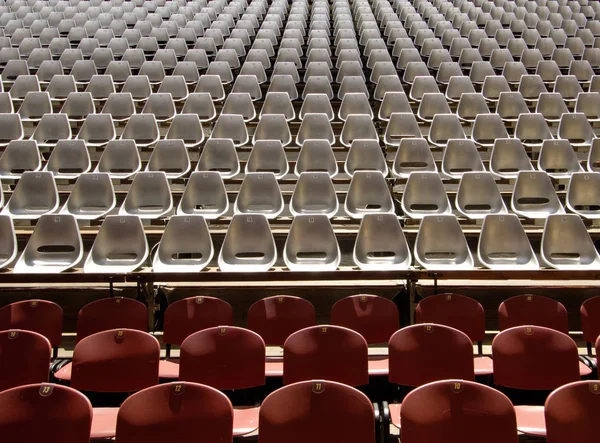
[246, 140, 288, 178]
[120, 114, 160, 147]
[478, 213, 539, 270]
[345, 170, 394, 219]
[177, 171, 228, 219]
[566, 172, 600, 220]
[0, 140, 41, 179]
[14, 214, 83, 273]
[353, 213, 411, 270]
[84, 214, 149, 273]
[284, 214, 340, 272]
[402, 172, 452, 219]
[44, 139, 91, 179]
[511, 171, 565, 219]
[414, 214, 474, 270]
[441, 139, 485, 179]
[196, 138, 240, 179]
[538, 139, 583, 178]
[218, 213, 276, 272]
[2, 171, 58, 220]
[541, 214, 600, 269]
[145, 139, 191, 179]
[95, 139, 141, 179]
[195, 75, 226, 101]
[455, 171, 507, 219]
[290, 172, 339, 218]
[60, 172, 115, 220]
[234, 172, 284, 218]
[0, 215, 17, 270]
[345, 139, 388, 176]
[152, 215, 214, 272]
[119, 171, 173, 219]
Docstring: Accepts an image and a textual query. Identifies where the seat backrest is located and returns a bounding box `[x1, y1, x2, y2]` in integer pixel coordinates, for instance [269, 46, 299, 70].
[115, 382, 234, 443]
[0, 383, 92, 443]
[545, 380, 600, 443]
[0, 330, 51, 392]
[492, 326, 580, 390]
[415, 293, 485, 343]
[498, 294, 569, 334]
[283, 325, 369, 387]
[389, 324, 475, 387]
[163, 296, 233, 346]
[259, 380, 375, 443]
[76, 297, 148, 342]
[0, 300, 63, 348]
[71, 329, 160, 393]
[247, 295, 316, 346]
[400, 380, 518, 443]
[179, 326, 265, 390]
[580, 296, 600, 345]
[330, 295, 399, 344]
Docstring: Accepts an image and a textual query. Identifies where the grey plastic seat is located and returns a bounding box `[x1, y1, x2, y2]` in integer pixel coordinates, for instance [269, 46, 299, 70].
[119, 171, 172, 219]
[536, 92, 570, 123]
[414, 214, 474, 270]
[299, 94, 334, 121]
[429, 114, 466, 147]
[141, 93, 176, 122]
[99, 93, 135, 123]
[472, 113, 510, 147]
[0, 93, 13, 115]
[14, 214, 83, 274]
[379, 91, 412, 121]
[218, 213, 276, 272]
[384, 112, 422, 146]
[455, 171, 507, 219]
[165, 114, 205, 148]
[121, 114, 160, 147]
[61, 92, 95, 122]
[340, 115, 378, 147]
[353, 213, 411, 270]
[554, 75, 583, 104]
[373, 75, 403, 101]
[497, 91, 530, 122]
[44, 139, 91, 179]
[182, 93, 216, 123]
[441, 139, 485, 179]
[296, 113, 335, 146]
[588, 139, 600, 173]
[152, 215, 214, 272]
[536, 60, 562, 85]
[145, 139, 190, 179]
[478, 214, 539, 270]
[16, 91, 51, 123]
[9, 75, 40, 103]
[345, 171, 393, 219]
[157, 75, 189, 102]
[409, 76, 440, 102]
[541, 214, 600, 269]
[445, 76, 477, 103]
[489, 138, 534, 179]
[338, 93, 372, 121]
[84, 215, 149, 273]
[2, 171, 58, 219]
[230, 75, 262, 101]
[95, 139, 141, 179]
[196, 138, 240, 179]
[0, 215, 17, 270]
[295, 140, 338, 177]
[246, 140, 288, 178]
[76, 114, 115, 147]
[392, 138, 437, 178]
[558, 113, 596, 147]
[260, 92, 294, 121]
[401, 172, 452, 219]
[30, 113, 71, 149]
[455, 92, 490, 123]
[345, 139, 388, 176]
[290, 172, 339, 218]
[177, 171, 228, 219]
[60, 172, 115, 220]
[0, 140, 41, 179]
[511, 171, 565, 219]
[481, 75, 511, 101]
[566, 172, 600, 220]
[575, 92, 600, 122]
[252, 114, 291, 146]
[121, 75, 152, 102]
[304, 62, 333, 83]
[302, 76, 334, 100]
[195, 75, 226, 101]
[514, 113, 554, 148]
[518, 74, 548, 102]
[234, 172, 284, 219]
[283, 214, 340, 272]
[210, 114, 248, 147]
[538, 139, 583, 178]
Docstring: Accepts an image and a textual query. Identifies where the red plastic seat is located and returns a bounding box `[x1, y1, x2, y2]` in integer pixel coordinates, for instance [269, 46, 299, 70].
[545, 380, 600, 443]
[387, 324, 475, 429]
[400, 380, 518, 443]
[0, 383, 92, 443]
[0, 300, 63, 358]
[580, 296, 600, 355]
[115, 382, 234, 443]
[283, 325, 369, 387]
[415, 293, 493, 375]
[492, 325, 581, 437]
[70, 328, 160, 440]
[161, 296, 233, 379]
[179, 326, 265, 436]
[259, 380, 375, 443]
[331, 294, 399, 376]
[498, 294, 569, 334]
[76, 297, 148, 342]
[0, 330, 51, 392]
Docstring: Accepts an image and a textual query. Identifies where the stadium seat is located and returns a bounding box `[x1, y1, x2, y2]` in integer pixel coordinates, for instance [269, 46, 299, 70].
[498, 295, 570, 334]
[0, 330, 51, 392]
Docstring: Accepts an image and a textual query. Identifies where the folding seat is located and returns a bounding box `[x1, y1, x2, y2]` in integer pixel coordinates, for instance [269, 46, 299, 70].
[428, 114, 466, 147]
[2, 171, 58, 220]
[414, 215, 474, 269]
[44, 139, 91, 179]
[399, 380, 517, 443]
[472, 113, 510, 147]
[218, 213, 276, 272]
[121, 114, 160, 147]
[119, 172, 172, 219]
[498, 294, 569, 334]
[401, 172, 451, 219]
[557, 112, 595, 146]
[340, 115, 378, 147]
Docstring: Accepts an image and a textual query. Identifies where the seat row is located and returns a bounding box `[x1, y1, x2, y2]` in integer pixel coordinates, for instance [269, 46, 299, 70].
[1, 211, 599, 273]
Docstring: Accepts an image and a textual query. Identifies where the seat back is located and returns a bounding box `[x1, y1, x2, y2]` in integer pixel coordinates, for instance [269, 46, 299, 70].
[498, 294, 569, 334]
[0, 330, 51, 392]
[76, 297, 147, 342]
[580, 296, 600, 345]
[0, 300, 63, 348]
